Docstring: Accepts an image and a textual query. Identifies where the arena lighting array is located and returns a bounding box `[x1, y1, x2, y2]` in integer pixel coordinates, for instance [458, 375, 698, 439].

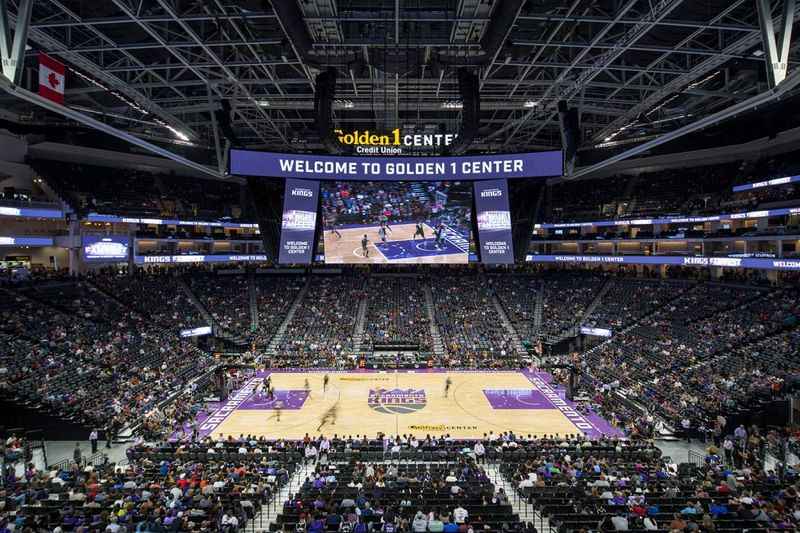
[68, 65, 191, 142]
[601, 113, 693, 143]
[334, 99, 355, 109]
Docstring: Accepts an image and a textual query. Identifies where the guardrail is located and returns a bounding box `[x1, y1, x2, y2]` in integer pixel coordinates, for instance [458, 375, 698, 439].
[48, 450, 109, 471]
[687, 449, 706, 467]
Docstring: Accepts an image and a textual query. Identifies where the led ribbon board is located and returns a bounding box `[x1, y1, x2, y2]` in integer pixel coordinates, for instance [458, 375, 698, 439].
[525, 254, 800, 270]
[229, 150, 563, 181]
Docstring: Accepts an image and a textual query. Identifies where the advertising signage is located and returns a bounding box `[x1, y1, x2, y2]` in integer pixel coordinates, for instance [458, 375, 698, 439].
[229, 149, 563, 181]
[525, 254, 800, 271]
[278, 179, 319, 264]
[474, 179, 514, 264]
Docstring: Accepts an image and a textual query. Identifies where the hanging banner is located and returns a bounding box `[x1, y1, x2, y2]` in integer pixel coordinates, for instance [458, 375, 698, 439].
[474, 179, 514, 264]
[278, 178, 319, 264]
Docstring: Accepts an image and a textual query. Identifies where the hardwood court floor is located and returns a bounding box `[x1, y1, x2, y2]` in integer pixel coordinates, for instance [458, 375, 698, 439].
[322, 223, 466, 264]
[214, 372, 580, 439]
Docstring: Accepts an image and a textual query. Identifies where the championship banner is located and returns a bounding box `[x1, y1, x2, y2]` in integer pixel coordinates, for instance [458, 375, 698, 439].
[278, 178, 319, 264]
[230, 149, 563, 181]
[474, 179, 514, 264]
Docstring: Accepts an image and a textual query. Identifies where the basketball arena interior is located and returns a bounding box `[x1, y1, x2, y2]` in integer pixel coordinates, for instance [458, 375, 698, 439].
[2, 0, 800, 532]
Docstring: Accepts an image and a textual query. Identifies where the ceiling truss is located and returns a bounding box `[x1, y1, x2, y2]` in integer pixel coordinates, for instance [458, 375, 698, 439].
[0, 0, 797, 166]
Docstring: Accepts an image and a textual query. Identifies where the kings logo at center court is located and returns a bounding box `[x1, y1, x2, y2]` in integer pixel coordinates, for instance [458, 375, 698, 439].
[368, 388, 427, 414]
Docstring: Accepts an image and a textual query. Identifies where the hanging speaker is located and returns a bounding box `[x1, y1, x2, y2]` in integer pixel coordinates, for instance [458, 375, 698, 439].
[450, 67, 480, 155]
[558, 100, 580, 175]
[314, 67, 344, 154]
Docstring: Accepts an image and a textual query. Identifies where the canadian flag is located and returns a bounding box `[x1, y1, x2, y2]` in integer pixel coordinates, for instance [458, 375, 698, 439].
[38, 53, 65, 104]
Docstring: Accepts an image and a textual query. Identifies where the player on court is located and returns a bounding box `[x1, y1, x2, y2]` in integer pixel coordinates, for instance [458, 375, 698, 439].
[304, 378, 311, 399]
[444, 376, 452, 398]
[413, 222, 425, 240]
[274, 400, 283, 422]
[361, 234, 371, 257]
[323, 373, 330, 394]
[317, 402, 338, 431]
[433, 226, 443, 249]
[327, 216, 342, 239]
[378, 224, 388, 244]
[436, 223, 446, 248]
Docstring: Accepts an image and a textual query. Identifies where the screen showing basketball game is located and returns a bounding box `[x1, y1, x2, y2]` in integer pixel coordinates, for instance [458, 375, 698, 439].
[320, 181, 471, 264]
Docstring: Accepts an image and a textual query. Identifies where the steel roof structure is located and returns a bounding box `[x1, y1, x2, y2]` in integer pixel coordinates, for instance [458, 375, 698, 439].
[1, 0, 799, 177]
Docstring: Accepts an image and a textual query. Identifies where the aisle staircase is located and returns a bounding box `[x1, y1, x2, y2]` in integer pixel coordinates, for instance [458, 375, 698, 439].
[581, 276, 615, 323]
[351, 293, 369, 357]
[484, 464, 555, 532]
[423, 283, 445, 357]
[247, 461, 313, 532]
[533, 283, 544, 335]
[178, 278, 214, 325]
[491, 293, 527, 356]
[543, 277, 613, 345]
[264, 277, 310, 356]
[179, 277, 248, 345]
[249, 273, 259, 333]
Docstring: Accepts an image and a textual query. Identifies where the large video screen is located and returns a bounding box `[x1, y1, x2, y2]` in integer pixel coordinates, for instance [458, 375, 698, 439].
[321, 181, 471, 264]
[82, 235, 129, 262]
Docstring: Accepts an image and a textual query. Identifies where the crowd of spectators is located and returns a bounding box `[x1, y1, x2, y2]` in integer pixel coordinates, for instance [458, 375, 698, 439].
[276, 455, 524, 533]
[363, 277, 433, 351]
[1, 267, 799, 485]
[539, 272, 605, 339]
[32, 160, 251, 222]
[253, 276, 306, 346]
[273, 276, 366, 367]
[543, 149, 800, 227]
[0, 280, 213, 439]
[1, 434, 297, 531]
[90, 270, 208, 332]
[500, 432, 800, 532]
[582, 283, 800, 429]
[583, 278, 688, 331]
[188, 274, 251, 338]
[489, 275, 540, 344]
[430, 275, 517, 367]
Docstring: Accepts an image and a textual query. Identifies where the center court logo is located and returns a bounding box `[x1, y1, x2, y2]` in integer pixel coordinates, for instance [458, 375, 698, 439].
[368, 388, 426, 414]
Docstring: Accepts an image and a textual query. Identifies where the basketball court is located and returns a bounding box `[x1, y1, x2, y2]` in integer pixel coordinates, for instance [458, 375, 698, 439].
[322, 222, 469, 264]
[193, 370, 621, 440]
